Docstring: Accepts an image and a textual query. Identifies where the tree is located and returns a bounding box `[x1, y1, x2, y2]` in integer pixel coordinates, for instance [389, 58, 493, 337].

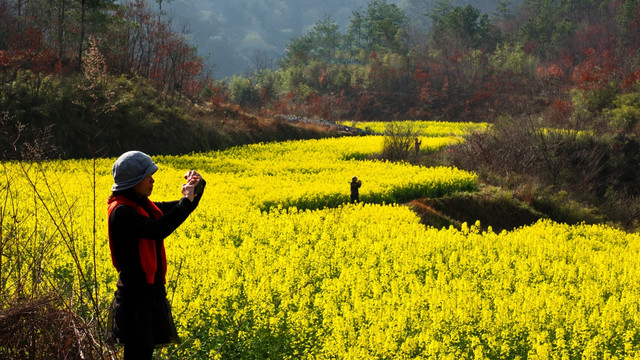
[428, 0, 453, 22]
[76, 35, 115, 154]
[430, 4, 490, 51]
[281, 34, 314, 68]
[345, 10, 364, 61]
[515, 0, 607, 60]
[281, 14, 342, 66]
[362, 0, 407, 54]
[103, 0, 205, 100]
[493, 0, 512, 22]
[308, 14, 342, 63]
[492, 0, 516, 37]
[77, 0, 117, 69]
[344, 0, 408, 59]
[382, 121, 419, 161]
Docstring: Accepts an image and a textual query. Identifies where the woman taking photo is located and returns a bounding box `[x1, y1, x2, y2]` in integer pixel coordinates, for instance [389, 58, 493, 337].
[106, 150, 204, 360]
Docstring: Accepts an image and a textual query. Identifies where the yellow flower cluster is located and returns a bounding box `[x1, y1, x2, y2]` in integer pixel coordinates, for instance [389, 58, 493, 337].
[338, 120, 489, 137]
[1, 125, 639, 359]
[170, 206, 640, 359]
[155, 136, 476, 211]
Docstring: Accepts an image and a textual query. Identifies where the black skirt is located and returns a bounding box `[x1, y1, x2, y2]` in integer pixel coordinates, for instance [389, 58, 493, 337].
[106, 284, 180, 348]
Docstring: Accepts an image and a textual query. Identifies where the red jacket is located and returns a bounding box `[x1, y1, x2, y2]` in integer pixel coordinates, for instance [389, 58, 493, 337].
[107, 196, 166, 284]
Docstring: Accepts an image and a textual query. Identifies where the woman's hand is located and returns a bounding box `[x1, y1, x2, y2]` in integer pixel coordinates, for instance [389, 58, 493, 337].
[182, 170, 202, 202]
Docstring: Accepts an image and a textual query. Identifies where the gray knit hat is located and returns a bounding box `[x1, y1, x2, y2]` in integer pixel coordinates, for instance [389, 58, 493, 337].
[111, 151, 158, 191]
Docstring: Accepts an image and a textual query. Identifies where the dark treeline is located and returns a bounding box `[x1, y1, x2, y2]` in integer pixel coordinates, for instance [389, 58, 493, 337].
[3, 0, 640, 163]
[0, 0, 205, 99]
[227, 0, 640, 128]
[0, 0, 220, 158]
[0, 0, 349, 159]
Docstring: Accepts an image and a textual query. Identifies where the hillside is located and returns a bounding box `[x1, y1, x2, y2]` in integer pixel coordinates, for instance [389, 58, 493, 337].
[162, 0, 524, 77]
[0, 72, 350, 159]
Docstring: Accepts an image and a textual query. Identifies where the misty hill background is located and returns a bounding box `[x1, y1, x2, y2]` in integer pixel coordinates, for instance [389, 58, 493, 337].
[163, 0, 522, 78]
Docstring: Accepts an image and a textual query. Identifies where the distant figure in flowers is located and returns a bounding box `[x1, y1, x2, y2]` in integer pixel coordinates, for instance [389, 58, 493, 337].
[105, 150, 205, 360]
[415, 137, 422, 155]
[350, 176, 362, 203]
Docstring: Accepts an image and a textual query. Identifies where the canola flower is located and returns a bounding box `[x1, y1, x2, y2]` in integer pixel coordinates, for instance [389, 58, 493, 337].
[1, 128, 639, 359]
[339, 120, 489, 137]
[170, 205, 640, 359]
[157, 136, 475, 211]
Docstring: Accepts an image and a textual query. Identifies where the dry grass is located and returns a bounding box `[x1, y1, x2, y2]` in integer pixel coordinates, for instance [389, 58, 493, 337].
[0, 294, 111, 360]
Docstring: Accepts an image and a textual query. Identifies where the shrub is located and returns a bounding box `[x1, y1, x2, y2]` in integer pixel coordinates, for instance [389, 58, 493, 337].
[229, 75, 258, 108]
[605, 91, 640, 132]
[489, 42, 537, 76]
[0, 295, 103, 359]
[446, 115, 638, 225]
[381, 121, 420, 161]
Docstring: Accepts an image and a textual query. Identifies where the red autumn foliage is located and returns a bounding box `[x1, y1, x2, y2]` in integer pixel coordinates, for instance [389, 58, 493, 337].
[548, 99, 573, 125]
[2, 27, 58, 75]
[0, 0, 208, 101]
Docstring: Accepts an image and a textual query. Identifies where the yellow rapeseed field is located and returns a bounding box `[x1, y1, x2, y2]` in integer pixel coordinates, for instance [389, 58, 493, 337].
[2, 124, 639, 359]
[338, 120, 489, 136]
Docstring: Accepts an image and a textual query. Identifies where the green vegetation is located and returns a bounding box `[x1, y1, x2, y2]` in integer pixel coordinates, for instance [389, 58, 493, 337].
[0, 0, 343, 159]
[220, 0, 640, 127]
[5, 0, 640, 146]
[0, 70, 340, 158]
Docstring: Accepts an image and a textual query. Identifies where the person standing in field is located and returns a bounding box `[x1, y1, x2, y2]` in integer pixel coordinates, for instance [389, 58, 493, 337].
[350, 176, 362, 203]
[106, 150, 205, 360]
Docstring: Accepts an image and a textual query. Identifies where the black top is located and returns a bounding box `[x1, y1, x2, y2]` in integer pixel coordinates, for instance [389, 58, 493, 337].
[108, 189, 202, 293]
[351, 180, 361, 195]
